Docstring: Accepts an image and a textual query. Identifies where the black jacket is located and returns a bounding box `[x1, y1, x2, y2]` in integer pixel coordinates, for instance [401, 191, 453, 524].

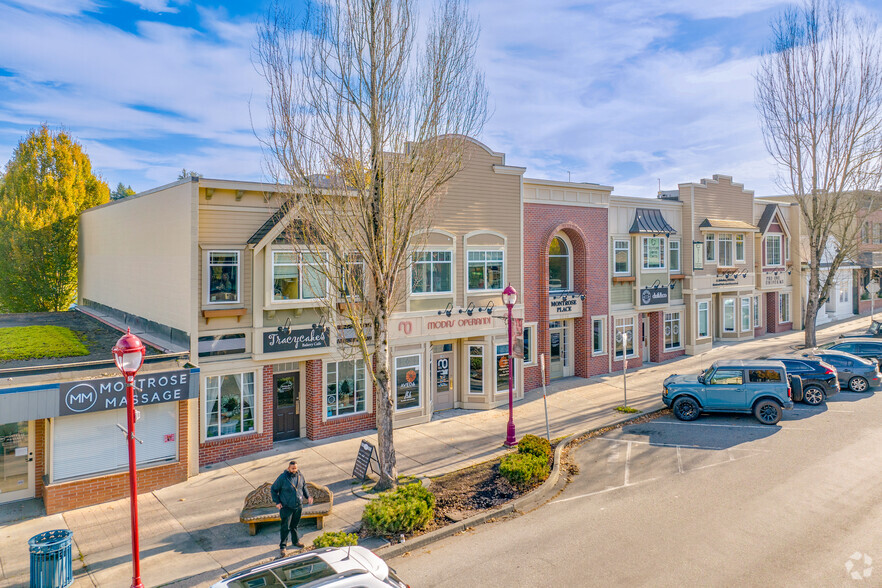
[271, 470, 310, 509]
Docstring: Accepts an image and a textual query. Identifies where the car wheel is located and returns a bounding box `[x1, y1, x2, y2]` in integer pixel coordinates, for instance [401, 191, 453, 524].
[753, 399, 782, 425]
[802, 385, 825, 406]
[672, 397, 700, 421]
[849, 376, 869, 392]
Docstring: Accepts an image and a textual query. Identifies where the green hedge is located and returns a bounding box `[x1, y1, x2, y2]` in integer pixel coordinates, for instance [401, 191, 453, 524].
[312, 531, 358, 548]
[361, 483, 435, 536]
[517, 434, 551, 462]
[499, 452, 549, 490]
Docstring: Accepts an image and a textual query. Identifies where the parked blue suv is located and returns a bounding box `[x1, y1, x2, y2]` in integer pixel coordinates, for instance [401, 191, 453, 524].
[663, 360, 794, 425]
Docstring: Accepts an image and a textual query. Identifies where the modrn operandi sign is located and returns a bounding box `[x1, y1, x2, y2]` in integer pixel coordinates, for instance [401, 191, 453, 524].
[58, 369, 194, 416]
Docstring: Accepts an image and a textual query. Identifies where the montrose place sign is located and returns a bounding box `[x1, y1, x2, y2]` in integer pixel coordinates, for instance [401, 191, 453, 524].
[59, 369, 194, 416]
[548, 292, 583, 318]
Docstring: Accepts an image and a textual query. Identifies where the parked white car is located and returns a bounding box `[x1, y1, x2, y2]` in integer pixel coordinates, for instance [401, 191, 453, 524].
[211, 546, 408, 588]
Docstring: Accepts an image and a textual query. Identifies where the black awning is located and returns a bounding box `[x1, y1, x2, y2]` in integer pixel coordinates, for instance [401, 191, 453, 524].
[629, 208, 676, 235]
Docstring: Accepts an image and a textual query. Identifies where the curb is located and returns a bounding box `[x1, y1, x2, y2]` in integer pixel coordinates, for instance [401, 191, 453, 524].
[376, 407, 666, 560]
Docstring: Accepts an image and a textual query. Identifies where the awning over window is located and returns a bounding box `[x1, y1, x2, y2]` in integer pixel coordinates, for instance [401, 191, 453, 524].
[699, 218, 758, 231]
[629, 208, 676, 235]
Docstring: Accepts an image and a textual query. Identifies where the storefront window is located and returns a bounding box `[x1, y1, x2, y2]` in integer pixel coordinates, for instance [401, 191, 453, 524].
[206, 372, 255, 438]
[664, 312, 681, 350]
[779, 292, 791, 323]
[754, 295, 761, 327]
[669, 241, 680, 273]
[394, 355, 421, 410]
[766, 235, 782, 266]
[412, 251, 452, 294]
[549, 237, 570, 291]
[718, 234, 733, 266]
[614, 239, 630, 275]
[496, 344, 512, 392]
[705, 234, 715, 262]
[522, 326, 534, 365]
[614, 317, 635, 359]
[642, 237, 666, 270]
[735, 234, 745, 263]
[467, 250, 504, 291]
[273, 251, 327, 300]
[741, 298, 751, 332]
[697, 301, 709, 338]
[208, 251, 239, 303]
[469, 345, 483, 394]
[326, 360, 366, 417]
[723, 299, 736, 332]
[592, 318, 605, 354]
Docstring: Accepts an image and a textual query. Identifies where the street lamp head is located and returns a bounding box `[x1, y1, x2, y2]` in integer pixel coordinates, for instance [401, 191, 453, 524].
[112, 328, 146, 380]
[502, 284, 518, 308]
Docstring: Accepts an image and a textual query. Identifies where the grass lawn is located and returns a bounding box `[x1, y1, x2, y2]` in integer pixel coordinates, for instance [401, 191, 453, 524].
[0, 326, 89, 361]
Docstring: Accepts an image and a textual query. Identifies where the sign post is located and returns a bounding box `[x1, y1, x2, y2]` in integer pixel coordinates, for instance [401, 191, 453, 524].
[539, 354, 550, 441]
[616, 332, 629, 408]
[868, 281, 880, 322]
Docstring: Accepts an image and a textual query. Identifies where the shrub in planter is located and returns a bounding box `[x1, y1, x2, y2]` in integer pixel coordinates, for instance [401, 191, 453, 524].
[862, 292, 871, 300]
[361, 483, 435, 536]
[517, 434, 551, 462]
[312, 531, 358, 548]
[499, 452, 550, 490]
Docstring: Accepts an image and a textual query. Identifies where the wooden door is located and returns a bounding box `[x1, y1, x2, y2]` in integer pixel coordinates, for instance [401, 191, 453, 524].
[273, 373, 300, 441]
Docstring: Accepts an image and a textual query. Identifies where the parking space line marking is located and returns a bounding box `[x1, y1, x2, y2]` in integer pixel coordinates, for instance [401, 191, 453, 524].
[646, 421, 812, 431]
[594, 437, 770, 452]
[550, 478, 659, 505]
[676, 446, 683, 474]
[624, 441, 632, 486]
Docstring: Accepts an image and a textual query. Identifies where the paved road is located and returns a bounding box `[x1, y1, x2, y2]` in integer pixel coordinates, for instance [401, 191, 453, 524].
[391, 389, 882, 587]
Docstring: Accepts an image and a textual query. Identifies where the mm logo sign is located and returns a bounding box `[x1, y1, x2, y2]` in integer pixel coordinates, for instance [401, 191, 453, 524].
[63, 383, 99, 413]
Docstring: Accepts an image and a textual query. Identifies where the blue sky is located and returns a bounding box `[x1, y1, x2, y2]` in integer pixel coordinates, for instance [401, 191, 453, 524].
[1, 0, 880, 197]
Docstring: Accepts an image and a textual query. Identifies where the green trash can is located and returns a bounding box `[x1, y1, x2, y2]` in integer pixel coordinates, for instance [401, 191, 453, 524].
[28, 529, 73, 588]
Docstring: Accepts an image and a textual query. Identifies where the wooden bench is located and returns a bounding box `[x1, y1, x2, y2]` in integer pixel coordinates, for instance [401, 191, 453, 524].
[240, 481, 333, 536]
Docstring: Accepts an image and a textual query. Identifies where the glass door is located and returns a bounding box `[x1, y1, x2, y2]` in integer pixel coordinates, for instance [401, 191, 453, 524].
[549, 321, 565, 379]
[0, 421, 34, 503]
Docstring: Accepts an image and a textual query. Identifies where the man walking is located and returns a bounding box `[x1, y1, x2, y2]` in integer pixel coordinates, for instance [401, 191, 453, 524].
[271, 460, 313, 557]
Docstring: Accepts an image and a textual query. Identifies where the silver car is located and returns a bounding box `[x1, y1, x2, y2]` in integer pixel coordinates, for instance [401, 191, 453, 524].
[211, 546, 408, 588]
[801, 349, 881, 392]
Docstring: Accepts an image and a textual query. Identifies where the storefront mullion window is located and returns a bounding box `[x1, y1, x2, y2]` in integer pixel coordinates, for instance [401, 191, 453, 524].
[664, 312, 681, 350]
[469, 345, 484, 394]
[496, 344, 513, 392]
[395, 355, 421, 410]
[206, 372, 255, 438]
[326, 359, 366, 417]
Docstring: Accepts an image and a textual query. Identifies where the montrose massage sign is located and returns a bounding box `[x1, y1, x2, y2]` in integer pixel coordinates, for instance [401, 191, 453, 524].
[58, 369, 196, 416]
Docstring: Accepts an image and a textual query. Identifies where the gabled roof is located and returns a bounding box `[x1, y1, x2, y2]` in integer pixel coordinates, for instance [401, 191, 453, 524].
[699, 218, 758, 231]
[248, 200, 294, 245]
[247, 201, 316, 249]
[756, 204, 790, 236]
[629, 208, 677, 235]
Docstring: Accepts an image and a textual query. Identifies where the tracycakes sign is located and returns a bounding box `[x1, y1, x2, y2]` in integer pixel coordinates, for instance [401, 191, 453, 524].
[263, 327, 330, 354]
[549, 293, 583, 318]
[59, 370, 193, 416]
[640, 286, 669, 306]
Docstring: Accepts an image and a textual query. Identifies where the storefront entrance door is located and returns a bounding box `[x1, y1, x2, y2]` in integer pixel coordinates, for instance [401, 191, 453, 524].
[433, 344, 454, 411]
[642, 315, 651, 363]
[273, 373, 300, 441]
[0, 421, 34, 504]
[549, 321, 566, 379]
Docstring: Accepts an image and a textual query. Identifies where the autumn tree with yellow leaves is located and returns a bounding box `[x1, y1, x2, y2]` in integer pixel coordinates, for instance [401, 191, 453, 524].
[0, 126, 109, 312]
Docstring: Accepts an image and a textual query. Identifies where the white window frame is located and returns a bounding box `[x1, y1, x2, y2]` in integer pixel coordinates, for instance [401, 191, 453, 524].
[614, 316, 637, 359]
[779, 292, 791, 323]
[705, 233, 716, 263]
[410, 249, 453, 295]
[466, 249, 505, 293]
[669, 240, 680, 273]
[641, 236, 666, 271]
[271, 250, 329, 303]
[784, 236, 790, 261]
[718, 233, 734, 267]
[394, 354, 422, 410]
[766, 235, 783, 267]
[754, 295, 761, 328]
[325, 359, 368, 419]
[549, 234, 573, 291]
[723, 298, 736, 333]
[468, 345, 484, 394]
[522, 323, 537, 366]
[592, 316, 607, 356]
[735, 234, 745, 264]
[697, 301, 710, 339]
[664, 312, 682, 350]
[340, 254, 366, 300]
[204, 371, 256, 440]
[205, 250, 241, 305]
[613, 239, 631, 276]
[740, 297, 751, 332]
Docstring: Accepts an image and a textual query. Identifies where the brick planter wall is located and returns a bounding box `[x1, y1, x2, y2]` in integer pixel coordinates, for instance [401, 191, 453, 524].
[304, 359, 375, 441]
[43, 400, 191, 514]
[523, 203, 609, 391]
[858, 298, 881, 315]
[198, 366, 274, 466]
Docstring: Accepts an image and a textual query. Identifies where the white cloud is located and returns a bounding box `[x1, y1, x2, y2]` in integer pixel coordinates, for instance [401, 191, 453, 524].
[2, 0, 99, 15]
[123, 0, 181, 14]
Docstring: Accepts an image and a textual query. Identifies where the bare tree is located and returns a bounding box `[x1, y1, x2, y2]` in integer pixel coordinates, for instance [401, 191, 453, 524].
[255, 0, 487, 489]
[756, 0, 882, 346]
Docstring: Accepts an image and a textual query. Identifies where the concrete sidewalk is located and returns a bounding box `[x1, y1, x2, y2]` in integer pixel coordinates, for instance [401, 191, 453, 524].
[0, 315, 872, 587]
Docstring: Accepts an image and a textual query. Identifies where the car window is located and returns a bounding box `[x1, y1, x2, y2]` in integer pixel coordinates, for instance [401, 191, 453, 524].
[833, 342, 857, 352]
[748, 369, 783, 383]
[825, 356, 851, 368]
[709, 369, 743, 385]
[228, 558, 335, 588]
[781, 360, 806, 372]
[857, 343, 882, 354]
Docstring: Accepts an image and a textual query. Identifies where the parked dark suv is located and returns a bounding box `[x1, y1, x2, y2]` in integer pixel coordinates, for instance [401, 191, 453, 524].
[839, 319, 881, 340]
[759, 355, 840, 405]
[801, 349, 881, 392]
[818, 338, 882, 364]
[663, 360, 793, 424]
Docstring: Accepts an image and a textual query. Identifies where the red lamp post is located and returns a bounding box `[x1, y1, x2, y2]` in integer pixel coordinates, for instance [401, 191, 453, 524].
[112, 328, 147, 588]
[502, 284, 518, 447]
